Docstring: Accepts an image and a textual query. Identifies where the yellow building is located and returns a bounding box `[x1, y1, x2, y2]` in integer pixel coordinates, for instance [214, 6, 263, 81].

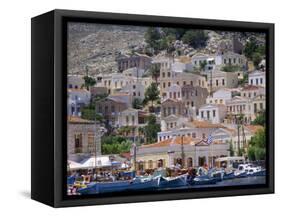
[131, 136, 230, 170]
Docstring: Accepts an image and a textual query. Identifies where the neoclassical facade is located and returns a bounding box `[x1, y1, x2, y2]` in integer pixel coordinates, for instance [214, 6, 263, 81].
[132, 136, 229, 170]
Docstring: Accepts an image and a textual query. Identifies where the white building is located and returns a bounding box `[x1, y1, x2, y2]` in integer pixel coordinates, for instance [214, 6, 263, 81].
[162, 83, 182, 101]
[208, 69, 239, 91]
[161, 115, 190, 131]
[248, 70, 266, 87]
[118, 108, 139, 127]
[68, 75, 85, 89]
[191, 53, 216, 73]
[120, 82, 146, 100]
[206, 88, 239, 105]
[215, 51, 246, 66]
[123, 67, 145, 78]
[198, 104, 227, 124]
[67, 88, 91, 116]
[96, 73, 152, 94]
[240, 85, 265, 99]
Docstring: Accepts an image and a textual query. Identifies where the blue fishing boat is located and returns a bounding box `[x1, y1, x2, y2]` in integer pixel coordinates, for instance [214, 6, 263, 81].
[77, 176, 160, 195]
[158, 174, 188, 188]
[222, 171, 236, 180]
[67, 175, 78, 185]
[208, 168, 224, 182]
[191, 175, 217, 185]
[78, 181, 130, 194]
[126, 177, 160, 191]
[246, 167, 266, 177]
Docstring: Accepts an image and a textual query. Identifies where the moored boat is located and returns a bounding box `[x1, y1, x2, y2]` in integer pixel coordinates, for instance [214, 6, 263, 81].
[191, 176, 217, 185]
[77, 176, 161, 195]
[158, 174, 188, 188]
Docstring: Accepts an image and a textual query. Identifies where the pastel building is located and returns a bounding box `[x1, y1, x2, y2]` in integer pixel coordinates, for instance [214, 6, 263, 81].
[206, 88, 239, 105]
[68, 75, 85, 89]
[67, 88, 91, 116]
[132, 136, 229, 170]
[67, 116, 102, 161]
[208, 70, 239, 91]
[248, 70, 266, 87]
[198, 104, 227, 124]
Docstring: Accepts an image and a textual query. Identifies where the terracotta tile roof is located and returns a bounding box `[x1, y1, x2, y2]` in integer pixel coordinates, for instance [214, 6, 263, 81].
[140, 136, 200, 149]
[111, 92, 130, 96]
[191, 120, 225, 129]
[68, 116, 96, 124]
[68, 88, 89, 93]
[120, 152, 131, 159]
[244, 125, 264, 134]
[241, 85, 260, 91]
[177, 56, 191, 64]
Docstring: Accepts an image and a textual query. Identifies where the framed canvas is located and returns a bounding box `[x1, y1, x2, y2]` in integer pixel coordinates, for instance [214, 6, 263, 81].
[31, 9, 274, 207]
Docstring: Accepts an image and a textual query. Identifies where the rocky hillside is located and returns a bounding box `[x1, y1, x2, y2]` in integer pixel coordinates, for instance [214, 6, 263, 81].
[67, 23, 147, 76]
[67, 22, 266, 76]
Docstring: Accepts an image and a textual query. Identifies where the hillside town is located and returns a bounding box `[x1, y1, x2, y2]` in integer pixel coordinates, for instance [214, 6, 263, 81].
[67, 24, 266, 194]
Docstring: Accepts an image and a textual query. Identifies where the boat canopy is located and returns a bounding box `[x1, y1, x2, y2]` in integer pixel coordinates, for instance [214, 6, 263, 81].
[215, 156, 245, 162]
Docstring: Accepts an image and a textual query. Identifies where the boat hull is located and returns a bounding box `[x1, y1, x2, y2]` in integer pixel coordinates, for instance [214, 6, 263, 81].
[78, 178, 160, 195]
[158, 175, 187, 188]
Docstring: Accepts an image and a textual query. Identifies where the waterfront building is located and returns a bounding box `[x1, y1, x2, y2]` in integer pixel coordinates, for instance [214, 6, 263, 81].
[131, 136, 230, 170]
[67, 116, 102, 162]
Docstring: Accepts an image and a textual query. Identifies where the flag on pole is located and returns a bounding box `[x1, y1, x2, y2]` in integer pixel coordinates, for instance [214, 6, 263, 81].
[206, 134, 213, 145]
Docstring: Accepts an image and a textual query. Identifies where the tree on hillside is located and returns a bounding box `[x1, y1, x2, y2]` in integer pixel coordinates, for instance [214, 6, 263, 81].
[132, 98, 143, 109]
[162, 28, 186, 40]
[144, 82, 160, 112]
[101, 136, 132, 154]
[83, 76, 96, 90]
[149, 64, 161, 84]
[247, 128, 266, 161]
[199, 60, 207, 72]
[251, 110, 266, 126]
[182, 30, 208, 49]
[252, 52, 263, 68]
[144, 27, 161, 54]
[244, 37, 265, 69]
[143, 114, 161, 144]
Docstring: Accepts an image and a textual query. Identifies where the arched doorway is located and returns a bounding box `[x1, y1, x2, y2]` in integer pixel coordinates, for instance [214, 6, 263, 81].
[174, 158, 183, 167]
[198, 156, 206, 167]
[157, 159, 164, 168]
[187, 157, 193, 167]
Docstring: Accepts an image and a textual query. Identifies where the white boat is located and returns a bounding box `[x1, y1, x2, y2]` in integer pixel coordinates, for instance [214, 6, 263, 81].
[235, 164, 266, 177]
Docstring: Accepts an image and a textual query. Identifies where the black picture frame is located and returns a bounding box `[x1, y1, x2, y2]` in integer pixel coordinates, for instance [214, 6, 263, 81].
[31, 9, 274, 207]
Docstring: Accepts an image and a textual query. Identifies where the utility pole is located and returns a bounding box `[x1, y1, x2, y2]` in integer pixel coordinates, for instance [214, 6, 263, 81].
[210, 69, 213, 97]
[237, 115, 241, 156]
[181, 135, 185, 168]
[133, 127, 137, 172]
